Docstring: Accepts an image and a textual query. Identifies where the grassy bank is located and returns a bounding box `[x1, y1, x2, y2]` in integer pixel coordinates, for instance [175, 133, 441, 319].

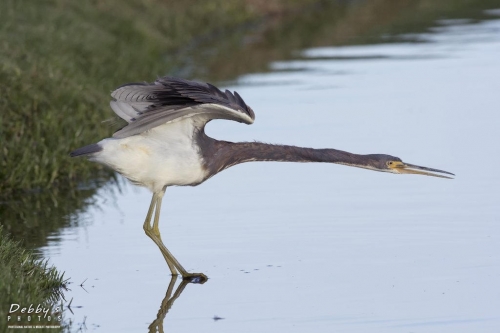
[0, 226, 66, 332]
[0, 0, 318, 196]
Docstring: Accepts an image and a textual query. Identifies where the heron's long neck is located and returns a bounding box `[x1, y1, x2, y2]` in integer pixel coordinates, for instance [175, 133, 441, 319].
[199, 135, 370, 176]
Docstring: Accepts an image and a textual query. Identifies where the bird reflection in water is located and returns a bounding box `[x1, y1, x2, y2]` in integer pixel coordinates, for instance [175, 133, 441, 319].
[148, 275, 199, 333]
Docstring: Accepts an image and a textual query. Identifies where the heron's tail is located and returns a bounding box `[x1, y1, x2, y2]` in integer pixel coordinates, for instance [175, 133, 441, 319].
[70, 143, 102, 157]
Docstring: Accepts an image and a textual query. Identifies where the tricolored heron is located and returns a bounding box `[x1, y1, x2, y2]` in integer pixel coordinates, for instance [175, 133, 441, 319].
[71, 76, 454, 283]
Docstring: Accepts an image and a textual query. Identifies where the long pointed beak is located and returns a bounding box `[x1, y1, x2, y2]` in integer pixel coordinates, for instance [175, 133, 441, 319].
[393, 162, 455, 179]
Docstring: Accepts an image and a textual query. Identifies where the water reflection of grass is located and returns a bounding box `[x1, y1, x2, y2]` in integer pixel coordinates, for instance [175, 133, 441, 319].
[188, 0, 500, 81]
[0, 179, 114, 250]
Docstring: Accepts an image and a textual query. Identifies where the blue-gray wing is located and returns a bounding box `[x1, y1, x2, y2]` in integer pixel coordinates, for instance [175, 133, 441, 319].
[110, 77, 255, 138]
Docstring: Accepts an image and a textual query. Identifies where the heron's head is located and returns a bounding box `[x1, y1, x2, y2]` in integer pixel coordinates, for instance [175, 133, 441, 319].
[364, 154, 454, 179]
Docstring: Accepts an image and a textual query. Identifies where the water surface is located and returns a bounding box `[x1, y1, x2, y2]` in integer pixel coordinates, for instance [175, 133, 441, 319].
[43, 12, 500, 333]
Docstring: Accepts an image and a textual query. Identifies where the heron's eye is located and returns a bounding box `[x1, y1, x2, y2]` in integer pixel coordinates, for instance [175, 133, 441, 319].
[387, 161, 393, 167]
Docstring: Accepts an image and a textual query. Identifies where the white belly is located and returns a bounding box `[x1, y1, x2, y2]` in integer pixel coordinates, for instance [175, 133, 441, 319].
[91, 118, 208, 192]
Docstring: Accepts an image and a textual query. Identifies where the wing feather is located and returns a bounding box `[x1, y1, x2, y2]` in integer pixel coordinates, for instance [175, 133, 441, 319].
[110, 77, 255, 138]
[109, 101, 139, 122]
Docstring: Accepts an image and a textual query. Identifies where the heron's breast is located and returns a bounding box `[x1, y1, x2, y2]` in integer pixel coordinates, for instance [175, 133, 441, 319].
[94, 137, 208, 191]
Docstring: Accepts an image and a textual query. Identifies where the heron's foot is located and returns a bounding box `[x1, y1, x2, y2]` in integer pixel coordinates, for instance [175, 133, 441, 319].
[182, 273, 208, 284]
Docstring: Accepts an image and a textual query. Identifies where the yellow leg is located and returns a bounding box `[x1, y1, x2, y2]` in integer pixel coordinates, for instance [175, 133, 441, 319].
[143, 188, 208, 283]
[143, 190, 177, 275]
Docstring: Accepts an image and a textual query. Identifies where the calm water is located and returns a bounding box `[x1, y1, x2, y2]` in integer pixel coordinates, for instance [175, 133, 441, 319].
[43, 14, 500, 332]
